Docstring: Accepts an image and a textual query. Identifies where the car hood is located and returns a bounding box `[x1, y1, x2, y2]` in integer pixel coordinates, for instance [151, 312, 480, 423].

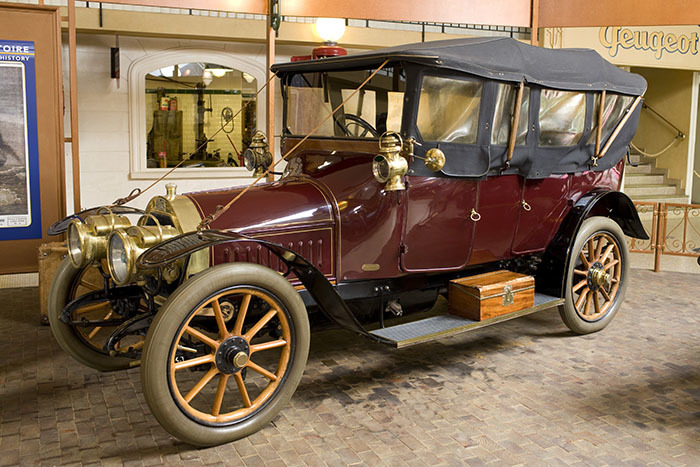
[185, 176, 335, 235]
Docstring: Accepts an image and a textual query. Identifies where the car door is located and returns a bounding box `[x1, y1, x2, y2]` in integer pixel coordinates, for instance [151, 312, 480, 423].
[400, 174, 478, 272]
[399, 71, 487, 272]
[468, 174, 522, 265]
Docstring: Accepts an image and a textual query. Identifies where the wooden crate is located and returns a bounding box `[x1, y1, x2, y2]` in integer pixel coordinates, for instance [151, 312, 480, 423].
[449, 270, 534, 321]
[38, 242, 67, 325]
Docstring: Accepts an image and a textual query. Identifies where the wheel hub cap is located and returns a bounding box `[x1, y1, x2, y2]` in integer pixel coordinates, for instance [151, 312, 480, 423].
[233, 351, 249, 368]
[215, 336, 249, 375]
[587, 261, 611, 292]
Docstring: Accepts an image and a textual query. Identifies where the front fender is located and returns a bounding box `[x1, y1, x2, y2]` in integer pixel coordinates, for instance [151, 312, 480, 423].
[536, 190, 648, 297]
[137, 230, 391, 344]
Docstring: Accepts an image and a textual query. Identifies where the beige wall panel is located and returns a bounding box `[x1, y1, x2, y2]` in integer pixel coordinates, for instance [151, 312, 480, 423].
[560, 26, 700, 71]
[631, 67, 693, 190]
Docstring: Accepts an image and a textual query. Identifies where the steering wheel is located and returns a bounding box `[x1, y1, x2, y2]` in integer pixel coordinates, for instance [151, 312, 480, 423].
[336, 114, 378, 138]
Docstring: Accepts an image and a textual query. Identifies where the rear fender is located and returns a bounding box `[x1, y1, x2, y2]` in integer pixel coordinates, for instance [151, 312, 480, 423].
[137, 230, 391, 344]
[536, 190, 648, 297]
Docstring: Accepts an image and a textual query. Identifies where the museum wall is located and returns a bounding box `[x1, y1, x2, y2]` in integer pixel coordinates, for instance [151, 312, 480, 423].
[61, 34, 286, 213]
[51, 7, 524, 214]
[630, 66, 693, 190]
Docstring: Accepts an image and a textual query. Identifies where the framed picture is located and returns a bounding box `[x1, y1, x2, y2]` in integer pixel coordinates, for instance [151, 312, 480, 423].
[0, 40, 41, 240]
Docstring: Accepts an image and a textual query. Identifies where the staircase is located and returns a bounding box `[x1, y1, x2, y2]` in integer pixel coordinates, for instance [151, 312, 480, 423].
[624, 152, 689, 204]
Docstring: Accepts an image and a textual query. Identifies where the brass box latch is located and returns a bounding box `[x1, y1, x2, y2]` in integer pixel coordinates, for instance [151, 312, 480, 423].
[503, 284, 514, 306]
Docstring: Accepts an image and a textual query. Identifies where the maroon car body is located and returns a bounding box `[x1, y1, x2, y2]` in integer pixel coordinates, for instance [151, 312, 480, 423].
[189, 142, 625, 283]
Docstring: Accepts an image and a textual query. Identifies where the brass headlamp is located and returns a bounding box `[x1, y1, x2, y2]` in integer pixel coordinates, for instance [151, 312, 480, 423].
[67, 212, 132, 268]
[372, 132, 408, 191]
[106, 219, 180, 285]
[243, 131, 273, 177]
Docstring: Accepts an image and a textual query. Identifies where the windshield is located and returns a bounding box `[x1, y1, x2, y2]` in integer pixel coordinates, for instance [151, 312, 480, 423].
[284, 66, 406, 139]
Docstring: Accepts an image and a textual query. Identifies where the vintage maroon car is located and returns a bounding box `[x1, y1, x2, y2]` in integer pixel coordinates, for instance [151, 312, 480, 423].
[49, 37, 648, 446]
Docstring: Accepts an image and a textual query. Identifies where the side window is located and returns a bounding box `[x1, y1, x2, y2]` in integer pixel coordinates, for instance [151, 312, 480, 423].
[587, 92, 634, 144]
[538, 89, 586, 146]
[417, 75, 482, 144]
[491, 83, 530, 145]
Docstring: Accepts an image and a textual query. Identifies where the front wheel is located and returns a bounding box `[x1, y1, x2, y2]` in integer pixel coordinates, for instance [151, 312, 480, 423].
[560, 216, 629, 334]
[48, 258, 138, 371]
[141, 263, 310, 446]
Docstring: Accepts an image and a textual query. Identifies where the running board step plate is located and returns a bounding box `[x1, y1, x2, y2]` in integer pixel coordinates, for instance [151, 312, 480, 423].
[370, 293, 564, 348]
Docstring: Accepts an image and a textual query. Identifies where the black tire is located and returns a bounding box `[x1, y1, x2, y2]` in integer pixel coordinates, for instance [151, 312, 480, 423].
[560, 216, 629, 334]
[141, 263, 310, 447]
[48, 258, 134, 371]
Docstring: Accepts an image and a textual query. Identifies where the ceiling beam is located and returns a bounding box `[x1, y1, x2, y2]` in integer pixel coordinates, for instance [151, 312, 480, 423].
[101, 0, 532, 27]
[281, 0, 531, 27]
[538, 0, 700, 28]
[102, 0, 267, 14]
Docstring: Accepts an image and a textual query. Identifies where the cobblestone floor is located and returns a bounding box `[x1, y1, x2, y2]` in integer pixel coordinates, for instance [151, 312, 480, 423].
[0, 269, 698, 466]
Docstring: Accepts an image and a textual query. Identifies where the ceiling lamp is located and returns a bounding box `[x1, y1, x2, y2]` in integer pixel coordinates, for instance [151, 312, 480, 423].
[204, 64, 231, 78]
[202, 69, 213, 86]
[314, 17, 346, 45]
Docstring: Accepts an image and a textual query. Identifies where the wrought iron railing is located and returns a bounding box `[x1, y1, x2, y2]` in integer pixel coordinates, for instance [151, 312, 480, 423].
[628, 201, 700, 271]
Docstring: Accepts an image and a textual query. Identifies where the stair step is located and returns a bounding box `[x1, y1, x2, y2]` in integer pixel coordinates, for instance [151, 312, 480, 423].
[625, 164, 655, 174]
[629, 194, 690, 204]
[370, 293, 563, 348]
[625, 173, 667, 185]
[625, 184, 681, 196]
[628, 153, 644, 164]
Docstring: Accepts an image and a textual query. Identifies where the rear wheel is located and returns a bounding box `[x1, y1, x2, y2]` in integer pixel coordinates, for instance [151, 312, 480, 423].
[141, 263, 310, 446]
[560, 217, 628, 334]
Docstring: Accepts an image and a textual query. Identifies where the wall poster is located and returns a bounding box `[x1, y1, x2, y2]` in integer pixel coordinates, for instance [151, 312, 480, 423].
[0, 40, 41, 240]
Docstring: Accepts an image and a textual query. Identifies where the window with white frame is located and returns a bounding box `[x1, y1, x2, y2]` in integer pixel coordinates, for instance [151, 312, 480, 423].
[128, 49, 266, 179]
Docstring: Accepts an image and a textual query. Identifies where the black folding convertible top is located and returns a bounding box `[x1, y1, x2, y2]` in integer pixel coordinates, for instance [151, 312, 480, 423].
[274, 37, 646, 179]
[272, 36, 646, 96]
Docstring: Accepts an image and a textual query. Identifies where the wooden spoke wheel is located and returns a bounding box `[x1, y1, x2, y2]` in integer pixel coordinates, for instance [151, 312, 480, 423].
[560, 217, 629, 334]
[48, 258, 140, 371]
[141, 263, 309, 447]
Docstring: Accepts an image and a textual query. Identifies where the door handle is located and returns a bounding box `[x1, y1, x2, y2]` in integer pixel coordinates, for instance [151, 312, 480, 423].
[470, 208, 481, 222]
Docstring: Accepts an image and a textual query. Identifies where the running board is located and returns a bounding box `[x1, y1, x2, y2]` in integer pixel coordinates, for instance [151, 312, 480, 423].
[370, 293, 564, 348]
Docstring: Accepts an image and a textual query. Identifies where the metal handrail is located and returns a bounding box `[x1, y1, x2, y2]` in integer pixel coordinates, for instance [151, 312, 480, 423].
[641, 103, 686, 139]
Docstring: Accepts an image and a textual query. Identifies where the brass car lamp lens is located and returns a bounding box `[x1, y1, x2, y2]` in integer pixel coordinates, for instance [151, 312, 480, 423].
[108, 231, 133, 285]
[244, 147, 273, 176]
[67, 221, 85, 267]
[372, 155, 391, 183]
[107, 224, 180, 285]
[67, 214, 131, 268]
[243, 148, 257, 171]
